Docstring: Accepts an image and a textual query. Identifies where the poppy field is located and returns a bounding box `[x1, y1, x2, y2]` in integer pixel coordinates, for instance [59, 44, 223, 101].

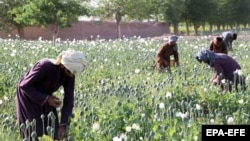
[0, 33, 250, 141]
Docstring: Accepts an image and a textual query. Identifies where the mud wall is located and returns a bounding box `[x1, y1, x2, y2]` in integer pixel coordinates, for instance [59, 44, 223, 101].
[0, 21, 170, 40]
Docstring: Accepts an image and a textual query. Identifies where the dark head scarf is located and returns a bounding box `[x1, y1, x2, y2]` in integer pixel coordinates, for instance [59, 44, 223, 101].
[196, 49, 226, 67]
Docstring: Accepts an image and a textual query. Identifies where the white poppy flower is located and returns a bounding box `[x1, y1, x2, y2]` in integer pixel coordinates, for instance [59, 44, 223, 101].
[195, 104, 201, 110]
[159, 102, 165, 109]
[237, 69, 243, 76]
[112, 136, 121, 141]
[165, 92, 172, 98]
[238, 99, 244, 104]
[125, 126, 132, 132]
[227, 117, 234, 124]
[132, 123, 140, 130]
[135, 69, 140, 74]
[194, 136, 198, 141]
[221, 79, 226, 84]
[141, 113, 145, 118]
[92, 122, 100, 132]
[4, 96, 9, 101]
[210, 119, 215, 124]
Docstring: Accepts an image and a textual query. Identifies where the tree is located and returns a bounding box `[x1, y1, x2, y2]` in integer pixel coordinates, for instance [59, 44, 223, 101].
[90, 0, 158, 39]
[163, 0, 185, 35]
[185, 0, 214, 35]
[227, 0, 250, 30]
[205, 0, 218, 32]
[141, 0, 163, 22]
[121, 0, 152, 21]
[0, 0, 26, 38]
[90, 0, 129, 38]
[9, 0, 89, 40]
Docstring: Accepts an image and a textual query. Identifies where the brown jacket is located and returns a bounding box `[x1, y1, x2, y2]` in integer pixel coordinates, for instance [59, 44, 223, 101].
[154, 42, 179, 68]
[209, 41, 228, 54]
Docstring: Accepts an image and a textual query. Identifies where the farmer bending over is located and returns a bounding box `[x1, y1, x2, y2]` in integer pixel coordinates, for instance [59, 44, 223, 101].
[209, 36, 228, 54]
[221, 31, 237, 51]
[153, 35, 179, 72]
[195, 49, 245, 92]
[16, 49, 87, 141]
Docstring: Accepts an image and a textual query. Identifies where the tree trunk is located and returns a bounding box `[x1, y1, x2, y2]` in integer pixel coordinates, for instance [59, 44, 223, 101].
[193, 24, 199, 35]
[115, 11, 122, 39]
[222, 25, 225, 30]
[53, 24, 60, 41]
[202, 24, 205, 33]
[17, 26, 25, 39]
[216, 25, 220, 31]
[236, 23, 240, 31]
[230, 25, 233, 30]
[48, 24, 60, 42]
[185, 21, 190, 36]
[244, 23, 247, 28]
[209, 24, 213, 32]
[173, 24, 179, 35]
[116, 23, 121, 39]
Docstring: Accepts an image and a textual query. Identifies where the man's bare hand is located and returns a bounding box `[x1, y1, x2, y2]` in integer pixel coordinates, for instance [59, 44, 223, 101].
[56, 126, 67, 141]
[47, 96, 61, 108]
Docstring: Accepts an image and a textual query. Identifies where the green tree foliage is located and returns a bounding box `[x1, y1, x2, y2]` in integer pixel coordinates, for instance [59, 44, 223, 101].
[90, 0, 161, 38]
[0, 0, 26, 37]
[1, 0, 250, 37]
[164, 0, 184, 25]
[7, 0, 89, 39]
[185, 0, 215, 35]
[90, 0, 128, 38]
[121, 0, 149, 21]
[215, 0, 232, 29]
[164, 0, 186, 34]
[228, 0, 250, 28]
[139, 0, 165, 22]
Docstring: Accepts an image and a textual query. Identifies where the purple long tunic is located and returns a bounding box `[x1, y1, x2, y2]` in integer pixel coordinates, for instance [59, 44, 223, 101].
[212, 53, 242, 92]
[15, 59, 75, 139]
[212, 53, 241, 81]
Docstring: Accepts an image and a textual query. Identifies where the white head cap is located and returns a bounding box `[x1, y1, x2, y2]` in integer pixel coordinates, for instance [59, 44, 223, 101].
[60, 50, 87, 74]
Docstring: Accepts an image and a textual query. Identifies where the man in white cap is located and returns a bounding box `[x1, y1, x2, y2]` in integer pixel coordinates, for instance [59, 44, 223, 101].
[153, 35, 180, 72]
[15, 49, 87, 141]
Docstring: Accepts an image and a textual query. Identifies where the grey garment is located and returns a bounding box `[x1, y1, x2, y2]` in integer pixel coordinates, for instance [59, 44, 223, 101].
[173, 45, 178, 52]
[221, 31, 233, 48]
